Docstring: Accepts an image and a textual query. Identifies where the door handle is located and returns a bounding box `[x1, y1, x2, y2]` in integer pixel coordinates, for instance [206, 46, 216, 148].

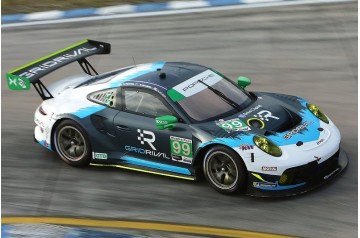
[116, 125, 130, 131]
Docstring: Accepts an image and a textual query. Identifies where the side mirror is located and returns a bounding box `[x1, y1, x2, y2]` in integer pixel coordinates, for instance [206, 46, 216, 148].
[237, 76, 251, 89]
[155, 115, 178, 130]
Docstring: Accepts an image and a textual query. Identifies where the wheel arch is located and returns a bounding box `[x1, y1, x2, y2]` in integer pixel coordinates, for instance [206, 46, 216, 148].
[193, 142, 248, 176]
[50, 115, 86, 151]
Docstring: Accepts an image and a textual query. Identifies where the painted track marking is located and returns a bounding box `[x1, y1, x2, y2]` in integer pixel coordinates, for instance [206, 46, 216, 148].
[2, 217, 298, 238]
[2, 0, 353, 28]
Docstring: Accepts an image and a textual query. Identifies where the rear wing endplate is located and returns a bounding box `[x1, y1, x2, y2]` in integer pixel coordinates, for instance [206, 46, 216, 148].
[6, 39, 110, 100]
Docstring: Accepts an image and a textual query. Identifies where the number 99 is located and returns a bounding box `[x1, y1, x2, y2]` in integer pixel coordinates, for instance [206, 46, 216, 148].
[221, 123, 233, 129]
[182, 143, 190, 156]
[172, 141, 191, 156]
[172, 141, 181, 154]
[231, 120, 242, 127]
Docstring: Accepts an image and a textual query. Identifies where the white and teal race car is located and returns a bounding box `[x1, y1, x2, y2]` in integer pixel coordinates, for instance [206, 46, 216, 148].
[6, 40, 348, 196]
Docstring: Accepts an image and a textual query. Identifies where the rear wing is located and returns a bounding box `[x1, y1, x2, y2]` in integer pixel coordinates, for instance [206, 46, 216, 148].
[6, 39, 110, 100]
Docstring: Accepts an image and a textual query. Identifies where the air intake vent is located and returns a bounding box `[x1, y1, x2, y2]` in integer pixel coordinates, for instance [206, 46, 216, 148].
[274, 107, 302, 133]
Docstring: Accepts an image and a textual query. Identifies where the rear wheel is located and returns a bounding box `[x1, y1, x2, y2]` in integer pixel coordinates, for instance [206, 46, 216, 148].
[203, 146, 247, 194]
[54, 120, 91, 167]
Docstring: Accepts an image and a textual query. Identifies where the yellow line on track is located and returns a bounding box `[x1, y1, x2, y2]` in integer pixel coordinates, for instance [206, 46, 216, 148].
[2, 217, 297, 238]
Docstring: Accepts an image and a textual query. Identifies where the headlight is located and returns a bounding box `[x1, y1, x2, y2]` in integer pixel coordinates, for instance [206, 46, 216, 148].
[253, 135, 282, 157]
[307, 103, 329, 123]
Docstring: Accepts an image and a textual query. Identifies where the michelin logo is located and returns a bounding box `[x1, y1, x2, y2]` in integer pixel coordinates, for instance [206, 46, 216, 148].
[283, 121, 313, 140]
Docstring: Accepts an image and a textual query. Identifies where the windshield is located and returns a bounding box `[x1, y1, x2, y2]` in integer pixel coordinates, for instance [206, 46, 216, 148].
[167, 69, 253, 123]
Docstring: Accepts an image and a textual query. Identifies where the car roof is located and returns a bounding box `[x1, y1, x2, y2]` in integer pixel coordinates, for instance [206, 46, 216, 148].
[107, 62, 210, 92]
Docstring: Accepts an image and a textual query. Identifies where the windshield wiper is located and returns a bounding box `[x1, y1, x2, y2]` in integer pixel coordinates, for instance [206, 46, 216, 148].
[197, 80, 242, 111]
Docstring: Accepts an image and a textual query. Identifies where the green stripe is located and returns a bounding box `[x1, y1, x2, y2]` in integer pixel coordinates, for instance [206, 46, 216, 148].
[167, 88, 186, 102]
[8, 39, 88, 74]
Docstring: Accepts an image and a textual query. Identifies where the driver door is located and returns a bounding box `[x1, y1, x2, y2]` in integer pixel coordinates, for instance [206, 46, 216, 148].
[113, 87, 194, 167]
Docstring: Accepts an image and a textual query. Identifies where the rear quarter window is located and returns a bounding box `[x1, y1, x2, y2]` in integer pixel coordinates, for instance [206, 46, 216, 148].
[88, 88, 119, 108]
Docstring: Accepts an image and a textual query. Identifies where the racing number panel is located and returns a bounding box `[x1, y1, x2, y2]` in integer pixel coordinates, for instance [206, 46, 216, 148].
[113, 87, 194, 168]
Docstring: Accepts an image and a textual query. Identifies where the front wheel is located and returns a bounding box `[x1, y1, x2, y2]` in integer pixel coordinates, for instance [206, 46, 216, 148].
[54, 120, 91, 167]
[203, 146, 247, 194]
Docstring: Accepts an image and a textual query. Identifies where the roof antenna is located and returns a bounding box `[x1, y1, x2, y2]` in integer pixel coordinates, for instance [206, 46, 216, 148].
[132, 56, 137, 69]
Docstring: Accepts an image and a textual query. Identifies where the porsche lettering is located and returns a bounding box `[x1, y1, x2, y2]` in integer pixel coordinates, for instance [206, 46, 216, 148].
[182, 73, 214, 92]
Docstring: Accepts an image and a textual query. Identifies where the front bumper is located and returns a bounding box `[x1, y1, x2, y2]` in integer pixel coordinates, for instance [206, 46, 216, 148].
[245, 147, 348, 197]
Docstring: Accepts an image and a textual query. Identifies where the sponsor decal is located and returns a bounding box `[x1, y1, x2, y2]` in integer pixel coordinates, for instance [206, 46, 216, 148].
[35, 117, 51, 138]
[216, 118, 250, 132]
[35, 117, 46, 129]
[171, 155, 193, 164]
[170, 136, 193, 164]
[94, 152, 108, 160]
[137, 129, 156, 150]
[183, 157, 193, 164]
[253, 182, 277, 189]
[238, 105, 262, 118]
[324, 168, 340, 180]
[240, 144, 254, 151]
[253, 110, 279, 121]
[6, 74, 30, 90]
[168, 69, 223, 101]
[17, 47, 97, 79]
[316, 138, 325, 145]
[182, 73, 215, 92]
[252, 172, 305, 190]
[171, 155, 182, 161]
[44, 127, 51, 139]
[283, 121, 313, 140]
[125, 145, 170, 159]
[262, 166, 277, 171]
[156, 119, 168, 125]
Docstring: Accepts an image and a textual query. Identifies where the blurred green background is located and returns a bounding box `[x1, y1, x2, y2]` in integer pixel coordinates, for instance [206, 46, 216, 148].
[2, 0, 173, 14]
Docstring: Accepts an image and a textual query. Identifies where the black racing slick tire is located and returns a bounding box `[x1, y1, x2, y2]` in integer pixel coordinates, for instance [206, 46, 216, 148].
[54, 120, 91, 167]
[203, 145, 247, 195]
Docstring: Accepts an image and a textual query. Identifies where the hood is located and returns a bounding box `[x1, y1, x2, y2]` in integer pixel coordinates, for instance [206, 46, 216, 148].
[46, 73, 92, 97]
[237, 95, 302, 134]
[196, 93, 305, 138]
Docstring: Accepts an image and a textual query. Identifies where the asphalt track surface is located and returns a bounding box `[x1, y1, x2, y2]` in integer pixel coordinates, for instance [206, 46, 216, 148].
[2, 2, 357, 237]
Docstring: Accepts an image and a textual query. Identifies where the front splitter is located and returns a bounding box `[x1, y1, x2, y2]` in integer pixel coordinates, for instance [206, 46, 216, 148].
[245, 147, 349, 197]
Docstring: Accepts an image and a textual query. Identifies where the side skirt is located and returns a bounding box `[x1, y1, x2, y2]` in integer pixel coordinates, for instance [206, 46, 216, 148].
[90, 162, 196, 181]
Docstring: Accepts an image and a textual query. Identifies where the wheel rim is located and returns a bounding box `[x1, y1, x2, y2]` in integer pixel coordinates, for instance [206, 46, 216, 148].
[206, 151, 238, 190]
[57, 126, 87, 162]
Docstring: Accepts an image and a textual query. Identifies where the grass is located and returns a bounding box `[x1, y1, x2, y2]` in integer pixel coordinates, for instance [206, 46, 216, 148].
[2, 0, 173, 15]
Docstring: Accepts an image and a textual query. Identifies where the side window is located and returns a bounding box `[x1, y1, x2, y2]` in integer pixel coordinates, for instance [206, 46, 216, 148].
[88, 88, 118, 108]
[124, 89, 172, 117]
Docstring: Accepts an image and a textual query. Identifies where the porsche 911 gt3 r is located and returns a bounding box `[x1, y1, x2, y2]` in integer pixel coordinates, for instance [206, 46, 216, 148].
[6, 39, 348, 196]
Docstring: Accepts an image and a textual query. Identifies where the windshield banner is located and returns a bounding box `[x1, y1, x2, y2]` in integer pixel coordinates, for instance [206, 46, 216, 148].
[167, 69, 222, 102]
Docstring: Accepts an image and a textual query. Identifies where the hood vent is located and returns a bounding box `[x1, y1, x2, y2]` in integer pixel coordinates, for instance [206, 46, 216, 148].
[273, 107, 302, 133]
